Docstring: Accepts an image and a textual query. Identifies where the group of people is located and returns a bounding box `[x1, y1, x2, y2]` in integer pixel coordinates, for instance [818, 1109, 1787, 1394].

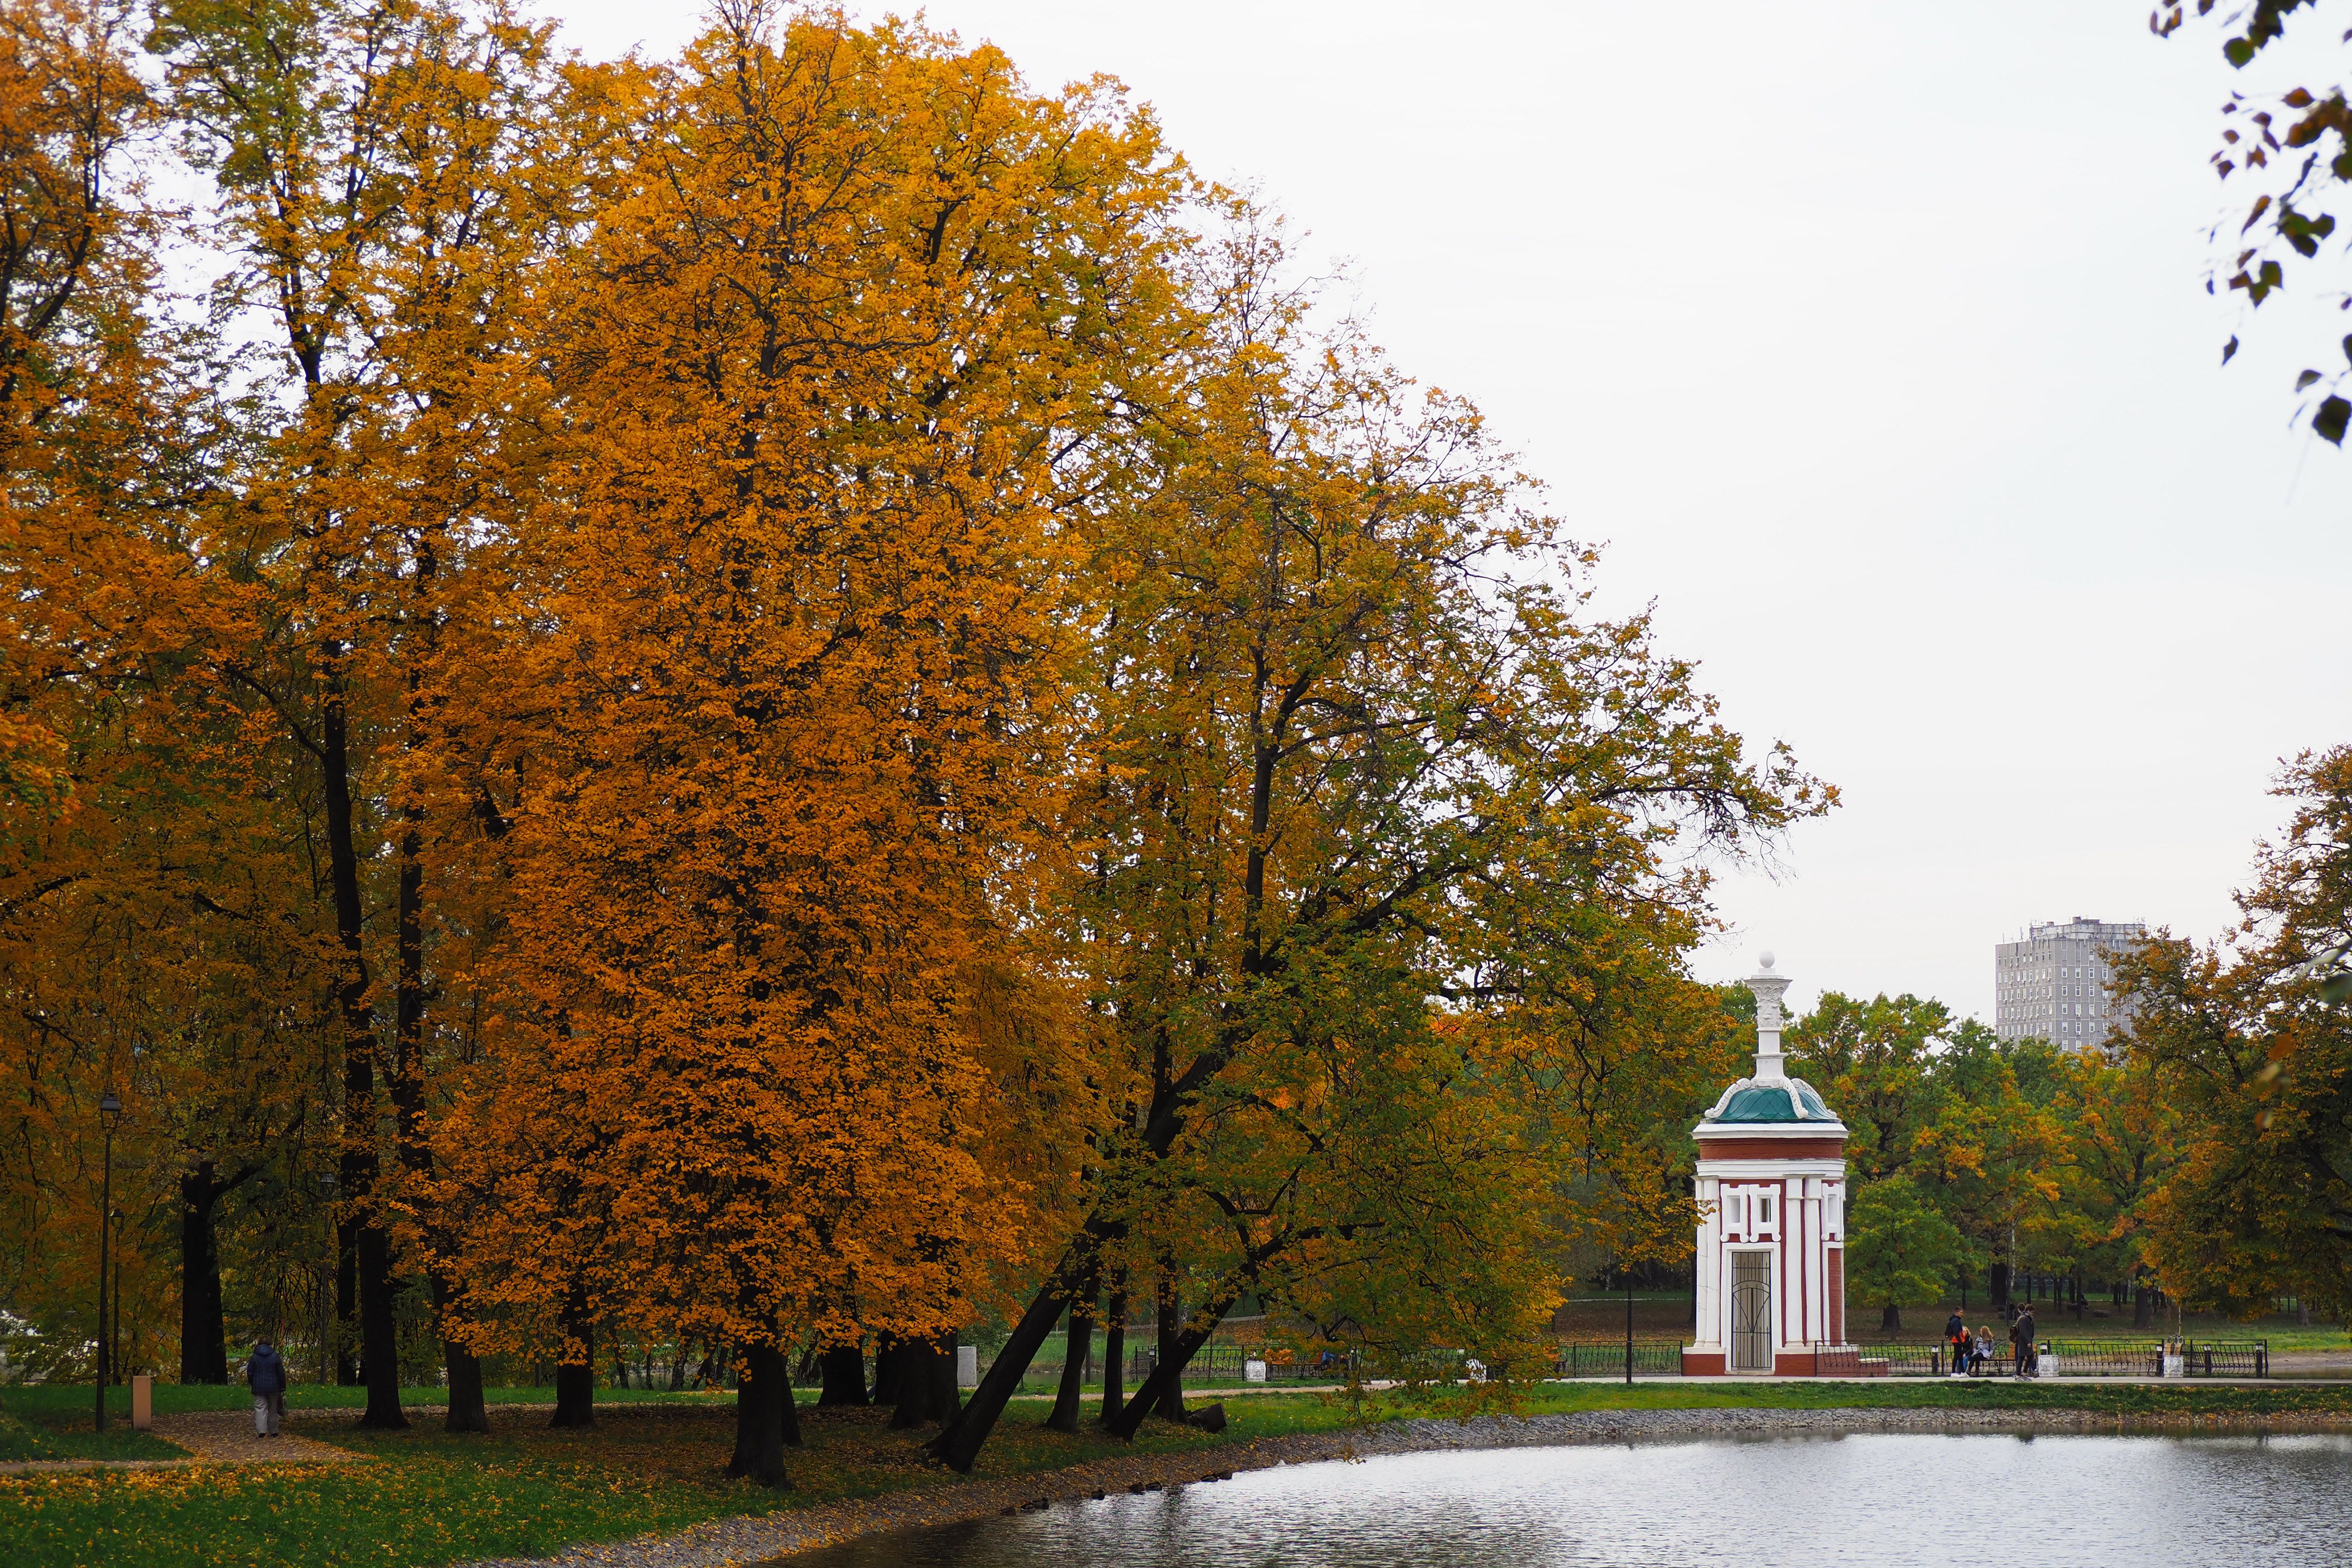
[1945, 1307, 2039, 1378]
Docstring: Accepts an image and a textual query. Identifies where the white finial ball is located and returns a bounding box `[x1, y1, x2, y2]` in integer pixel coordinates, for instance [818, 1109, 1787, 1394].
[1758, 950, 1776, 970]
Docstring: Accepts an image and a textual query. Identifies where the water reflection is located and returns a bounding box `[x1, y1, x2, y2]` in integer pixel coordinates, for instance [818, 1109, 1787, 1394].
[783, 1434, 2352, 1567]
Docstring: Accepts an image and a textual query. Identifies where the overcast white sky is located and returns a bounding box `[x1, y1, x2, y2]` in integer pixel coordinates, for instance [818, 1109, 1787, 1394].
[545, 1, 2352, 1024]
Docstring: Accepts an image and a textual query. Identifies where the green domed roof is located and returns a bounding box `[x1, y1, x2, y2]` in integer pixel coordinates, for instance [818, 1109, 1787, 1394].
[1704, 1077, 1836, 1124]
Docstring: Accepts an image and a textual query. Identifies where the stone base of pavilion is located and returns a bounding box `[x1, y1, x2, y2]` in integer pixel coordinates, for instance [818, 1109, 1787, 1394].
[1681, 1344, 1879, 1377]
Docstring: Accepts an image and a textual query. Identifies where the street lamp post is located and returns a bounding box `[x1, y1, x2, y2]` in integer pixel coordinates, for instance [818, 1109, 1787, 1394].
[1624, 1267, 1635, 1387]
[96, 1091, 120, 1433]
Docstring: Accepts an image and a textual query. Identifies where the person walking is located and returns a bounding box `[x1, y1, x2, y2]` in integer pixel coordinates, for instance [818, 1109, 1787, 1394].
[247, 1336, 288, 1437]
[2011, 1306, 2038, 1379]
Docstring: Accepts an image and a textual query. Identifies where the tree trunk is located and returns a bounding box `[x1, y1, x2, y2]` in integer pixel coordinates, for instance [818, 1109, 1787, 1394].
[335, 1216, 357, 1385]
[927, 1330, 962, 1424]
[1108, 1268, 1252, 1441]
[1154, 1264, 1184, 1422]
[177, 1163, 232, 1384]
[727, 1342, 790, 1488]
[551, 1280, 595, 1428]
[871, 1329, 900, 1405]
[817, 1343, 867, 1406]
[433, 1267, 490, 1434]
[1046, 1288, 1094, 1433]
[1988, 1261, 2012, 1311]
[669, 1339, 688, 1391]
[2133, 1282, 2153, 1328]
[888, 1336, 936, 1429]
[1879, 1303, 1901, 1332]
[2298, 1296, 2313, 1327]
[1098, 1276, 1128, 1427]
[323, 666, 405, 1430]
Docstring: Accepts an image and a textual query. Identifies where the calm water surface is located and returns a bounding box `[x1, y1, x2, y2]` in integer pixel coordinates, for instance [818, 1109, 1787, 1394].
[785, 1434, 2352, 1567]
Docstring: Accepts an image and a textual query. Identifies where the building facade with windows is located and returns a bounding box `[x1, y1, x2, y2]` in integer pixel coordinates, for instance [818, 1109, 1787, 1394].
[1993, 917, 2147, 1047]
[1681, 954, 1852, 1376]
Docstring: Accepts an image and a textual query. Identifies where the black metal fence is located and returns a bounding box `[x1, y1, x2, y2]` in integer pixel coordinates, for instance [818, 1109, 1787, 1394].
[1890, 1338, 2269, 1378]
[1553, 1339, 1684, 1377]
[1126, 1343, 1349, 1384]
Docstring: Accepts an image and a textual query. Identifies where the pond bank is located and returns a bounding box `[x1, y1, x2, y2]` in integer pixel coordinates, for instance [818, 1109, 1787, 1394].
[454, 1403, 2352, 1568]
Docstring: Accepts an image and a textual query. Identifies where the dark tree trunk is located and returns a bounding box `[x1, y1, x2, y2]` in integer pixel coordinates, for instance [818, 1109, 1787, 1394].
[323, 667, 405, 1430]
[2133, 1282, 2153, 1328]
[727, 1342, 791, 1488]
[1098, 1276, 1128, 1426]
[927, 1330, 961, 1424]
[551, 1280, 595, 1428]
[817, 1343, 867, 1406]
[178, 1162, 238, 1384]
[871, 1329, 900, 1405]
[335, 1215, 357, 1385]
[696, 1341, 718, 1388]
[1988, 1261, 2012, 1311]
[888, 1337, 936, 1429]
[1154, 1264, 1184, 1421]
[1109, 1268, 1253, 1441]
[1879, 1303, 1902, 1331]
[433, 1268, 490, 1433]
[2298, 1296, 2313, 1327]
[386, 566, 486, 1436]
[669, 1339, 688, 1391]
[1046, 1287, 1095, 1433]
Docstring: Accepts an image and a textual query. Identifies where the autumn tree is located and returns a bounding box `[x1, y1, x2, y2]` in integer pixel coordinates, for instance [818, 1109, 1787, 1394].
[936, 216, 1833, 1467]
[434, 6, 1181, 1486]
[2122, 746, 2352, 1316]
[146, 0, 600, 1429]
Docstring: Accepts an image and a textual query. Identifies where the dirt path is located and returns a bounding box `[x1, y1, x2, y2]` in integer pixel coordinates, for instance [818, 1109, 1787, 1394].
[0, 1408, 366, 1475]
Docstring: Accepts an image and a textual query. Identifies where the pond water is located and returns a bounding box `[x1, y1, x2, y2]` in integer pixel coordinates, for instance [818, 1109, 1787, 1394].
[783, 1433, 2352, 1567]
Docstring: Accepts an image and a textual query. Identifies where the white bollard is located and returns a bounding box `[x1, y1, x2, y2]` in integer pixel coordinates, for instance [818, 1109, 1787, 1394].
[1244, 1359, 1267, 1383]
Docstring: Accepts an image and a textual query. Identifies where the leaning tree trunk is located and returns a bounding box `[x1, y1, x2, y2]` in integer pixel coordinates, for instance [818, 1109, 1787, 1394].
[1108, 1264, 1257, 1441]
[551, 1279, 596, 1428]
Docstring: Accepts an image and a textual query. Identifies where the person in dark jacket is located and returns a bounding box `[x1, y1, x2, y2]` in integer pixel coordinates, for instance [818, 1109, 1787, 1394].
[247, 1338, 288, 1437]
[1945, 1311, 1969, 1376]
[2010, 1307, 2038, 1378]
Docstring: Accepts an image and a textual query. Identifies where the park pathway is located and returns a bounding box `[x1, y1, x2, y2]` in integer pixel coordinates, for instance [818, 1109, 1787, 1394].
[0, 1408, 365, 1474]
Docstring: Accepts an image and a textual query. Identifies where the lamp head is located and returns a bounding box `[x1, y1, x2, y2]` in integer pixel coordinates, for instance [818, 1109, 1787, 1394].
[99, 1092, 121, 1119]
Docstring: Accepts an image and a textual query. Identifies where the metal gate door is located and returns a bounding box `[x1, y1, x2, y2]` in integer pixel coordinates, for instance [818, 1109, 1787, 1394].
[1731, 1252, 1773, 1371]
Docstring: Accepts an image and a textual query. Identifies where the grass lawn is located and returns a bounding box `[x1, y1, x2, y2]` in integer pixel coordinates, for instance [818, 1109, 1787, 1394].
[7, 1378, 2352, 1568]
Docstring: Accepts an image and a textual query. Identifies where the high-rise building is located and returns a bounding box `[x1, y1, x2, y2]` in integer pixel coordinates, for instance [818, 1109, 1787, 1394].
[1994, 917, 2147, 1047]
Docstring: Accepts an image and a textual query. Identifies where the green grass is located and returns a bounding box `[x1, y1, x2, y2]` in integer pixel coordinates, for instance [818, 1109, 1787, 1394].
[0, 1388, 189, 1462]
[7, 1378, 2351, 1568]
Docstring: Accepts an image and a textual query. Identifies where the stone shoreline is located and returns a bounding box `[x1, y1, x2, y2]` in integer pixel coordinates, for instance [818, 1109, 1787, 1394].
[453, 1404, 2352, 1568]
